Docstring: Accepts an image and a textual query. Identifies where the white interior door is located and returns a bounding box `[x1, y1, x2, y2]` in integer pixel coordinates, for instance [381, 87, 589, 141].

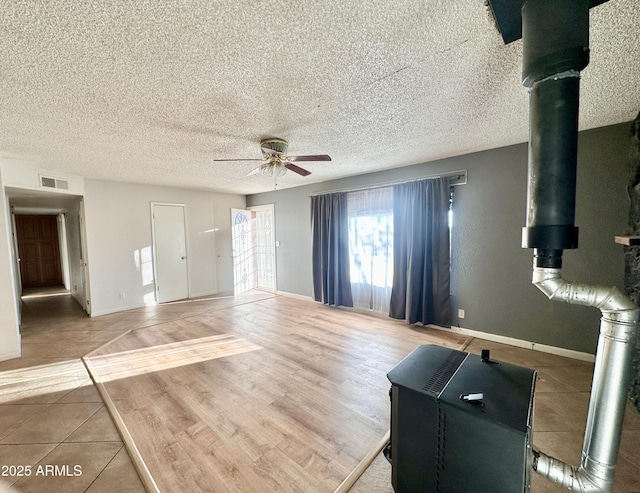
[57, 214, 71, 290]
[78, 199, 91, 315]
[153, 203, 189, 303]
[9, 213, 22, 324]
[231, 208, 256, 295]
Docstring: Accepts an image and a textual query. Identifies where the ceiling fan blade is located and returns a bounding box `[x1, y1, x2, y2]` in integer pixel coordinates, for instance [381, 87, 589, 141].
[287, 154, 332, 162]
[284, 162, 312, 176]
[213, 158, 264, 162]
[245, 162, 270, 176]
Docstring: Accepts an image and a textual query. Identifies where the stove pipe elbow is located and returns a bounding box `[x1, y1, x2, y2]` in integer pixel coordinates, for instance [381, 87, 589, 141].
[532, 449, 606, 493]
[531, 267, 639, 493]
[532, 267, 638, 318]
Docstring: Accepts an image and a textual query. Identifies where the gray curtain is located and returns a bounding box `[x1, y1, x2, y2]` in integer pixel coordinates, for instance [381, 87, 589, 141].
[311, 192, 354, 307]
[389, 177, 451, 326]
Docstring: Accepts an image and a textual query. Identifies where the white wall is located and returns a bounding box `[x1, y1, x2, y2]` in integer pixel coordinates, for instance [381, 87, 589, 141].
[0, 172, 21, 361]
[83, 179, 244, 316]
[0, 160, 84, 195]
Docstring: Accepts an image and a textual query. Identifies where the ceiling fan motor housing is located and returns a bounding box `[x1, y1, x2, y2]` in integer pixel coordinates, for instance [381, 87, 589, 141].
[261, 138, 288, 158]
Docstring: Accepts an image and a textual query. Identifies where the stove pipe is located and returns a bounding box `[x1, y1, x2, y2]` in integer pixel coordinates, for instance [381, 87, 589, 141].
[521, 0, 587, 268]
[518, 0, 640, 491]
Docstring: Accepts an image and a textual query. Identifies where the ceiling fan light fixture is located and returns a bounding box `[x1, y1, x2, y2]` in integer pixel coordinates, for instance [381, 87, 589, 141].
[261, 162, 287, 177]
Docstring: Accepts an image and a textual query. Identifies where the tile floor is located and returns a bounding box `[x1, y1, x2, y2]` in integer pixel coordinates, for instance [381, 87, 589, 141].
[0, 289, 146, 493]
[1, 287, 639, 492]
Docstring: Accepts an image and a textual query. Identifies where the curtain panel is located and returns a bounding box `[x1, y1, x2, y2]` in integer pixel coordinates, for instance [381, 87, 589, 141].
[311, 192, 354, 307]
[389, 177, 451, 326]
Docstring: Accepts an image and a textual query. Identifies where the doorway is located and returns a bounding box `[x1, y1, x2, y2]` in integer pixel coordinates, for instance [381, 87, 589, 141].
[15, 214, 63, 289]
[231, 205, 276, 296]
[152, 203, 189, 303]
[7, 191, 91, 319]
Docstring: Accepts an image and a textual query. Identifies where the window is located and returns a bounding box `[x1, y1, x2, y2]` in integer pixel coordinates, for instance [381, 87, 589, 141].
[312, 176, 454, 323]
[347, 187, 394, 312]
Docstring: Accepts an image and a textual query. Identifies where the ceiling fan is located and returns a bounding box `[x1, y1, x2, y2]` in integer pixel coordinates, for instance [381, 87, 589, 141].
[213, 138, 331, 177]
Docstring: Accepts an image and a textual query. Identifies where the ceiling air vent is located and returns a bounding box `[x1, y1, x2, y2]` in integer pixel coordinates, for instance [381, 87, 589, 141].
[40, 175, 69, 190]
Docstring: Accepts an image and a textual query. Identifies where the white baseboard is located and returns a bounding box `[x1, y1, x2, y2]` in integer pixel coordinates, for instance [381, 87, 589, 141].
[530, 342, 595, 363]
[0, 350, 22, 362]
[190, 290, 219, 299]
[430, 324, 595, 363]
[275, 290, 314, 302]
[90, 302, 146, 318]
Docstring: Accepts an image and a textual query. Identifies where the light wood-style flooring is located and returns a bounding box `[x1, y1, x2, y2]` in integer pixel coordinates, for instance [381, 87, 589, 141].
[85, 295, 471, 492]
[1, 288, 639, 492]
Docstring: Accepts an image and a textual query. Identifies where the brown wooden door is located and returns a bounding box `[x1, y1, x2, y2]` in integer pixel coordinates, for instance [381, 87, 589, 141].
[16, 215, 63, 288]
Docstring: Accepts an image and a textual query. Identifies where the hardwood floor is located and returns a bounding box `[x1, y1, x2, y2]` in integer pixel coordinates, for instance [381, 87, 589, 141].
[85, 296, 471, 492]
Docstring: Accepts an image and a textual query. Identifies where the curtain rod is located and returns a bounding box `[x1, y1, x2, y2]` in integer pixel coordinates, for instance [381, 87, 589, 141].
[309, 169, 467, 196]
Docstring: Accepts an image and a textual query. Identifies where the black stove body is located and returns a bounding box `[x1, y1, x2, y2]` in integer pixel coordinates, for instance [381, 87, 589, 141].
[387, 344, 536, 493]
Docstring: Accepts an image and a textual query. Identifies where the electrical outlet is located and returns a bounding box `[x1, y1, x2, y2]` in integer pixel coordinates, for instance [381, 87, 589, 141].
[119, 292, 126, 300]
[458, 309, 465, 319]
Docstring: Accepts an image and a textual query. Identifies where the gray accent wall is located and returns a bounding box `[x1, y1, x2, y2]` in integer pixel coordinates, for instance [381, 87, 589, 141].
[247, 122, 632, 354]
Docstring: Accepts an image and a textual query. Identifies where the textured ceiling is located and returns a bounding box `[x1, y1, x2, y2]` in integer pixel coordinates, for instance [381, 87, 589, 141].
[1, 1, 639, 195]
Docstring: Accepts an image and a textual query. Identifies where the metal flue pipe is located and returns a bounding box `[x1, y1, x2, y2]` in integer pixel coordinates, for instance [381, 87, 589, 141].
[521, 0, 587, 269]
[530, 268, 639, 492]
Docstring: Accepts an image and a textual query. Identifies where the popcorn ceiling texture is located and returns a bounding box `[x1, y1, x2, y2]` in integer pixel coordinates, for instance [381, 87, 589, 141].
[0, 1, 639, 194]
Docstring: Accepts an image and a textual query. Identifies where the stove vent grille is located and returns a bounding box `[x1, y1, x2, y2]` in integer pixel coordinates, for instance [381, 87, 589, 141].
[422, 351, 466, 396]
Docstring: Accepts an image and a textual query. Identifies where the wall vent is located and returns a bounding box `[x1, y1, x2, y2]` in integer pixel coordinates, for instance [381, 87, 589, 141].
[40, 175, 69, 190]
